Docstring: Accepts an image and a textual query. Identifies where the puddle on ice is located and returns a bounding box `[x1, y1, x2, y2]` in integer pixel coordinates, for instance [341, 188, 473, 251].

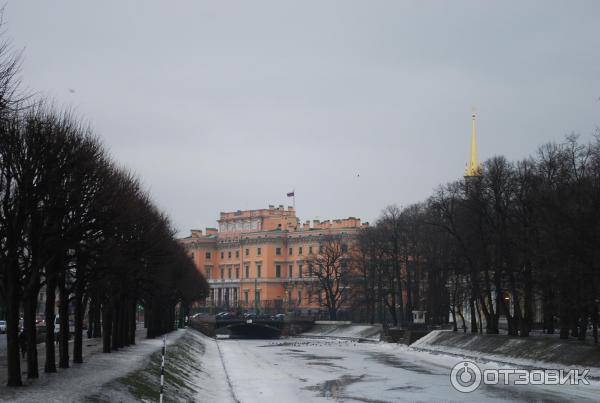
[363, 351, 441, 375]
[304, 374, 366, 398]
[386, 385, 424, 392]
[305, 361, 347, 369]
[304, 374, 392, 403]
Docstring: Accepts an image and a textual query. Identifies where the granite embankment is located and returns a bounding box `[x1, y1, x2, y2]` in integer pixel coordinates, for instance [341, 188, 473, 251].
[412, 330, 600, 377]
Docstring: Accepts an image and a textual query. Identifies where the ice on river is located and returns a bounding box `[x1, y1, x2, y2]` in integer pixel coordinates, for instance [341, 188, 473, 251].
[217, 337, 600, 403]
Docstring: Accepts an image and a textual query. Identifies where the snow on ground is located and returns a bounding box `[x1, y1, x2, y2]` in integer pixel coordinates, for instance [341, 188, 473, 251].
[0, 330, 185, 403]
[88, 329, 234, 402]
[218, 336, 600, 402]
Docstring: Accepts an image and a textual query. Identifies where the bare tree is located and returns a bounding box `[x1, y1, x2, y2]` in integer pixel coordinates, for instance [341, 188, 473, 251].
[309, 234, 354, 320]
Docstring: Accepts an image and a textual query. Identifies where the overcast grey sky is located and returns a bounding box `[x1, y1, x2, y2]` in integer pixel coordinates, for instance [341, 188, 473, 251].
[6, 1, 600, 236]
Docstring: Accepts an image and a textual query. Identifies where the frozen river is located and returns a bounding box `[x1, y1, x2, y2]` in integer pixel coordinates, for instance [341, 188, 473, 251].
[216, 337, 599, 403]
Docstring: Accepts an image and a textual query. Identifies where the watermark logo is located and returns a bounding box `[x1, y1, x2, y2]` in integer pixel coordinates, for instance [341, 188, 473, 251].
[450, 361, 482, 392]
[450, 361, 591, 393]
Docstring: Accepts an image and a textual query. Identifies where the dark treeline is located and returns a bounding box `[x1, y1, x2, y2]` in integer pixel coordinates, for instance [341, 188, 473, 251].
[0, 29, 208, 386]
[354, 135, 600, 343]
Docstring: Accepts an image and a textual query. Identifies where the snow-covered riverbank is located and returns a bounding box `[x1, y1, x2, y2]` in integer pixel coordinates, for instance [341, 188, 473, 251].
[412, 330, 600, 379]
[88, 329, 233, 402]
[5, 328, 599, 402]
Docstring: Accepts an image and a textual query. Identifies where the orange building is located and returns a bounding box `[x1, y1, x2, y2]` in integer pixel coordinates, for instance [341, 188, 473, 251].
[179, 205, 368, 314]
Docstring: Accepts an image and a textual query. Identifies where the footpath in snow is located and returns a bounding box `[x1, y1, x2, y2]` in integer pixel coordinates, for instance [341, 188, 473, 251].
[0, 329, 185, 403]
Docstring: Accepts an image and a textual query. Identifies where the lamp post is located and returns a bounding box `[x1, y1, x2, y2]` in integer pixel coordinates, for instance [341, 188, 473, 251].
[254, 277, 259, 315]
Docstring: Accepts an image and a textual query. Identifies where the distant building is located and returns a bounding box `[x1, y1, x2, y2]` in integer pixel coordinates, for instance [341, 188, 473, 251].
[179, 205, 368, 314]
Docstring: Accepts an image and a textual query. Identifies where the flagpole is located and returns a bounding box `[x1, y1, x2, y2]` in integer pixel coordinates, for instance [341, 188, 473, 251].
[293, 189, 295, 210]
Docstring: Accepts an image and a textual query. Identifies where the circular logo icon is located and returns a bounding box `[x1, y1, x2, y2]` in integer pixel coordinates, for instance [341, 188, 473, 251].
[450, 361, 482, 393]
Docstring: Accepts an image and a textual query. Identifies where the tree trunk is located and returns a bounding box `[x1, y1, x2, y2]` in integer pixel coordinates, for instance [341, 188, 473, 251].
[58, 270, 70, 368]
[450, 306, 457, 332]
[476, 299, 483, 334]
[93, 299, 102, 338]
[578, 307, 588, 341]
[129, 299, 137, 345]
[520, 265, 533, 337]
[5, 261, 22, 386]
[23, 291, 39, 378]
[592, 304, 598, 344]
[111, 305, 119, 350]
[73, 287, 84, 363]
[102, 302, 112, 353]
[44, 272, 57, 373]
[457, 305, 467, 333]
[469, 297, 478, 333]
[87, 296, 94, 339]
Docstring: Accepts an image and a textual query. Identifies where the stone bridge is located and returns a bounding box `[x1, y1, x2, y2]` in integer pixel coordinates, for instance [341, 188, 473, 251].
[189, 315, 315, 339]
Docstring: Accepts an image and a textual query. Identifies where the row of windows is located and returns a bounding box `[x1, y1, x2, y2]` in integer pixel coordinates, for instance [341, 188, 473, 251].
[237, 288, 349, 305]
[204, 244, 348, 260]
[210, 262, 344, 280]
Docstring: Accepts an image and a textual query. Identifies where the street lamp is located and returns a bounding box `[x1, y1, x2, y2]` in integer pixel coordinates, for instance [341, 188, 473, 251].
[254, 277, 259, 315]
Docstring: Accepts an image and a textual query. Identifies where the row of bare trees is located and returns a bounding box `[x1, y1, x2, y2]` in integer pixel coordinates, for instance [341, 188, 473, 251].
[352, 135, 600, 343]
[0, 28, 208, 386]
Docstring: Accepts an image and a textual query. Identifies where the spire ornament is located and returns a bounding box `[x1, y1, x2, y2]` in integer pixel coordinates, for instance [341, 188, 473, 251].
[464, 108, 482, 178]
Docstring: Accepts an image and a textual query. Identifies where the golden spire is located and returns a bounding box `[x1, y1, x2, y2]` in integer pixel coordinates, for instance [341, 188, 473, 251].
[464, 109, 482, 177]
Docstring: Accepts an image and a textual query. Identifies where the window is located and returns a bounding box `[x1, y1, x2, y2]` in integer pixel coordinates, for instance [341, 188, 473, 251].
[275, 265, 281, 278]
[298, 246, 303, 255]
[257, 247, 261, 256]
[309, 246, 313, 254]
[341, 261, 348, 272]
[228, 267, 232, 278]
[220, 267, 224, 279]
[308, 288, 312, 304]
[244, 290, 249, 304]
[341, 244, 348, 253]
[288, 264, 293, 278]
[235, 266, 239, 278]
[276, 247, 281, 256]
[220, 252, 224, 259]
[245, 248, 249, 256]
[205, 267, 212, 278]
[235, 250, 239, 258]
[319, 245, 324, 253]
[289, 247, 293, 255]
[256, 290, 261, 304]
[298, 264, 303, 278]
[308, 263, 313, 276]
[257, 264, 262, 278]
[245, 265, 249, 278]
[228, 251, 232, 259]
[205, 252, 211, 259]
[298, 290, 302, 305]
